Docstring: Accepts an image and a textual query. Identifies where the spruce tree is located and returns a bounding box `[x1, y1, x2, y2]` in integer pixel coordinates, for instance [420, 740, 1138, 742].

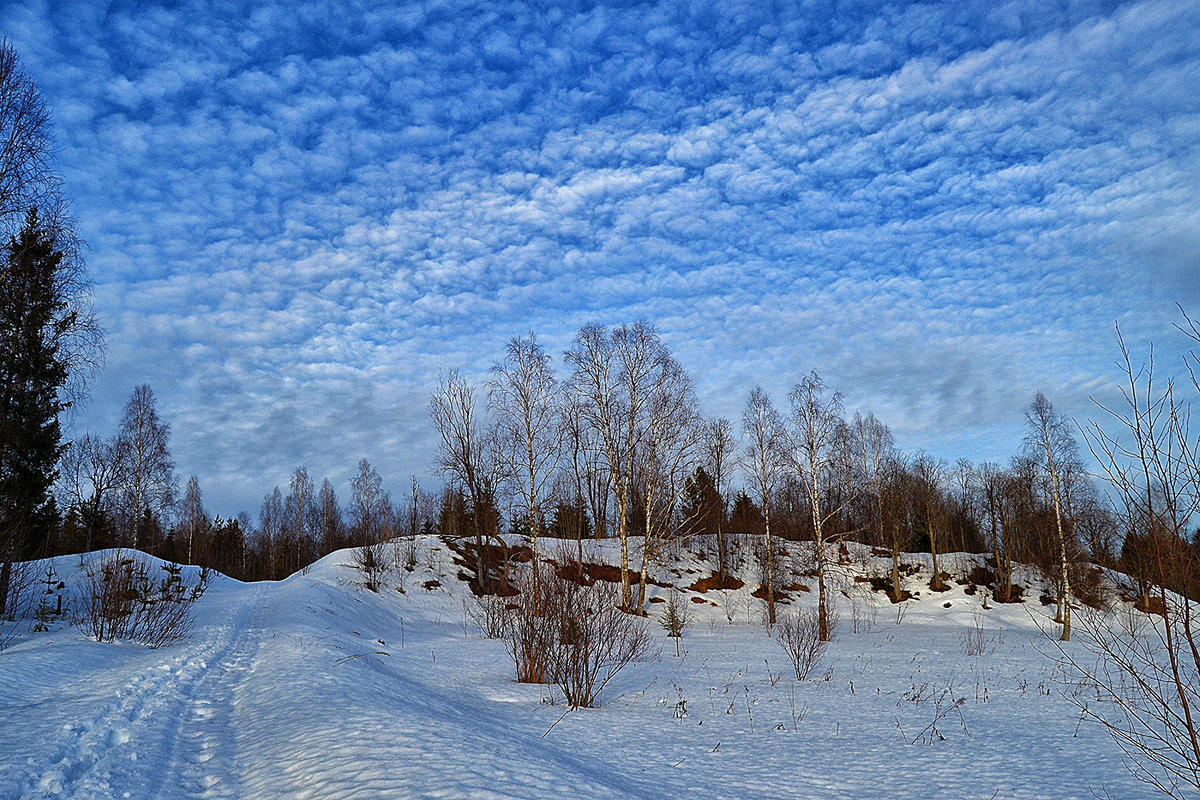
[0, 209, 71, 560]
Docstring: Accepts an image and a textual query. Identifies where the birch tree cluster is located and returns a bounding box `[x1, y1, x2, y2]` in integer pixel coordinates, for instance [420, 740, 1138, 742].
[426, 321, 1128, 646]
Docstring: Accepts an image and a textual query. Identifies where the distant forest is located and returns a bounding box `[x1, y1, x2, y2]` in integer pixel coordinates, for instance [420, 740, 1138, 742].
[12, 319, 1195, 640]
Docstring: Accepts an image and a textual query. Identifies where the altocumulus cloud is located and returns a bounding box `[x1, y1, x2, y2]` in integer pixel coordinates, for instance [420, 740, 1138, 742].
[2, 0, 1198, 514]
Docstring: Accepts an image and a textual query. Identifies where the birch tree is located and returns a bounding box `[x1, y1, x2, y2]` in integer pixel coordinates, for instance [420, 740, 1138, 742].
[566, 321, 674, 610]
[703, 417, 736, 586]
[850, 412, 903, 602]
[258, 487, 283, 579]
[1024, 392, 1077, 640]
[561, 395, 597, 566]
[350, 458, 390, 546]
[284, 467, 317, 572]
[979, 462, 1017, 603]
[180, 475, 206, 565]
[740, 386, 786, 625]
[786, 371, 846, 641]
[117, 385, 175, 549]
[318, 477, 342, 555]
[430, 371, 505, 590]
[632, 358, 700, 612]
[489, 332, 563, 603]
[59, 432, 126, 551]
[911, 452, 950, 593]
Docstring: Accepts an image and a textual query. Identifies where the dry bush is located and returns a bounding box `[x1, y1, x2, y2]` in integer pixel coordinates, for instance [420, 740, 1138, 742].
[849, 593, 881, 634]
[354, 541, 388, 591]
[501, 559, 653, 706]
[397, 536, 420, 572]
[775, 607, 830, 680]
[501, 568, 554, 683]
[546, 573, 653, 707]
[76, 551, 208, 648]
[467, 591, 508, 639]
[0, 560, 36, 650]
[388, 537, 422, 592]
[1057, 602, 1200, 799]
[960, 613, 1001, 656]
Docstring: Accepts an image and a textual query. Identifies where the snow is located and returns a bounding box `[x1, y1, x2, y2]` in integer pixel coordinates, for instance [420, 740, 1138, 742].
[0, 540, 1149, 799]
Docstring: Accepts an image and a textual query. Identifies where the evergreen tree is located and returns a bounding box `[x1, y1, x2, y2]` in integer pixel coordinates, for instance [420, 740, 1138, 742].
[728, 491, 764, 536]
[548, 499, 591, 541]
[680, 467, 723, 540]
[0, 209, 72, 559]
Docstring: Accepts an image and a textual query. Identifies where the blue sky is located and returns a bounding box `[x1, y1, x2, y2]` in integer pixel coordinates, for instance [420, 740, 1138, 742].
[4, 0, 1199, 517]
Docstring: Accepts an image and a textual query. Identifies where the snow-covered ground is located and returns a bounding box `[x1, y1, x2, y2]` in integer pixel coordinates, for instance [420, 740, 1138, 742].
[0, 538, 1148, 799]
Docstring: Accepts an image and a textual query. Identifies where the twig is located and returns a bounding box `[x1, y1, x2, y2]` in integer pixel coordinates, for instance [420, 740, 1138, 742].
[542, 707, 573, 739]
[333, 651, 390, 666]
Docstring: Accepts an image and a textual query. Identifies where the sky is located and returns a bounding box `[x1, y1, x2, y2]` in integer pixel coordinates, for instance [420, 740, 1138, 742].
[3, 0, 1199, 518]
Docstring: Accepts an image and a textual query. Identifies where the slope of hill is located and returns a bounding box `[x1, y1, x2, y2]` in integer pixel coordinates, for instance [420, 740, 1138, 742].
[0, 538, 1150, 799]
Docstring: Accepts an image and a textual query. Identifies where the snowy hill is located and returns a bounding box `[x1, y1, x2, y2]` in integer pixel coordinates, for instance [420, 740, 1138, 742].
[0, 538, 1149, 799]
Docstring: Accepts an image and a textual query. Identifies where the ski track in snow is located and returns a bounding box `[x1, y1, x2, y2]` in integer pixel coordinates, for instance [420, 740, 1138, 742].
[11, 585, 268, 800]
[148, 585, 267, 800]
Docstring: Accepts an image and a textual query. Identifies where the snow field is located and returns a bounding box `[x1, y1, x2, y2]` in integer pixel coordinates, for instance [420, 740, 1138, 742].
[0, 540, 1147, 799]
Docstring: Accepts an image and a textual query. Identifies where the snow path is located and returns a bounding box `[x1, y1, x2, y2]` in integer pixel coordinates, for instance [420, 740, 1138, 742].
[148, 585, 268, 800]
[6, 583, 268, 800]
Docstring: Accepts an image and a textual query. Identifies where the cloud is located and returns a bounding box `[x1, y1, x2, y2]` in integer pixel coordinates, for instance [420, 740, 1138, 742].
[4, 0, 1197, 515]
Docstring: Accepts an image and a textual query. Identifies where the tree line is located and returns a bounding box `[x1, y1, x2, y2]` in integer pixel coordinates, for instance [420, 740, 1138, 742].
[5, 312, 1190, 636]
[429, 323, 1173, 645]
[39, 382, 436, 583]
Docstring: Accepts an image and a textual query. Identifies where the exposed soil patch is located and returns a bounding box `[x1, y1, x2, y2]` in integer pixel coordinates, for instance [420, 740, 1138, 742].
[1136, 595, 1167, 616]
[751, 584, 802, 603]
[686, 573, 745, 593]
[547, 559, 668, 589]
[966, 565, 995, 588]
[443, 537, 526, 595]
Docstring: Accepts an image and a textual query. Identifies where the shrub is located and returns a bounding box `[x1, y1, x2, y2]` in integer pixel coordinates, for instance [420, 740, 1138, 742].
[775, 607, 830, 680]
[466, 592, 507, 639]
[0, 560, 35, 650]
[500, 568, 555, 683]
[546, 573, 653, 707]
[76, 551, 208, 648]
[354, 541, 387, 591]
[501, 561, 653, 706]
[960, 613, 1001, 656]
[660, 591, 689, 656]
